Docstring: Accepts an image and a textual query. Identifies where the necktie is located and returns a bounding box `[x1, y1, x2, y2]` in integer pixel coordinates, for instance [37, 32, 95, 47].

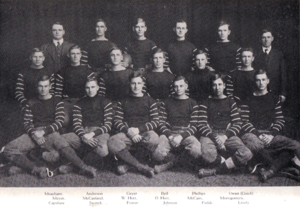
[264, 49, 269, 63]
[56, 42, 62, 55]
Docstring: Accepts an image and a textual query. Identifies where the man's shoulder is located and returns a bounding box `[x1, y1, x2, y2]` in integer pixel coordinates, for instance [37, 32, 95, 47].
[63, 41, 75, 48]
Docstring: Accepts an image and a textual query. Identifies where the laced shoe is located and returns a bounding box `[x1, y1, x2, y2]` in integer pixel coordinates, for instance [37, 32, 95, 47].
[8, 166, 25, 176]
[259, 168, 274, 182]
[154, 161, 174, 174]
[198, 168, 217, 178]
[58, 164, 75, 174]
[117, 164, 130, 175]
[32, 166, 48, 179]
[79, 165, 97, 178]
[137, 164, 155, 178]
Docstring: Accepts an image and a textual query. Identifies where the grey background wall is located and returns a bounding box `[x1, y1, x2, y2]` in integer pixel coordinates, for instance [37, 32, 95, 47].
[0, 0, 299, 119]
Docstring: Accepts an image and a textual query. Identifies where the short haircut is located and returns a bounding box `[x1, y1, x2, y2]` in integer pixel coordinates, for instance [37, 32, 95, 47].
[261, 28, 273, 36]
[30, 48, 44, 57]
[69, 45, 81, 53]
[85, 75, 98, 85]
[218, 20, 230, 30]
[173, 75, 188, 85]
[174, 19, 187, 27]
[52, 21, 64, 29]
[133, 18, 146, 26]
[37, 75, 51, 85]
[129, 71, 145, 82]
[151, 48, 165, 58]
[109, 47, 123, 55]
[240, 47, 255, 57]
[96, 18, 107, 27]
[254, 69, 269, 79]
[210, 72, 226, 86]
[194, 49, 208, 59]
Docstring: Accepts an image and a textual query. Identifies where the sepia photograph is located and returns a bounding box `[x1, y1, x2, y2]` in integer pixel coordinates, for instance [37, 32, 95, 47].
[0, 0, 299, 204]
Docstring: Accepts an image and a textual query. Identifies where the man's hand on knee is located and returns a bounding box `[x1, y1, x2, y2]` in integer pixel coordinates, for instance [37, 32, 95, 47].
[127, 128, 139, 138]
[259, 134, 273, 146]
[215, 135, 227, 151]
[132, 134, 143, 143]
[31, 133, 46, 146]
[170, 134, 183, 148]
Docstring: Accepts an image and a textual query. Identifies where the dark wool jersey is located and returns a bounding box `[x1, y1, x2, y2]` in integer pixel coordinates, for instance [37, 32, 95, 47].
[205, 41, 241, 74]
[185, 68, 213, 102]
[198, 97, 242, 138]
[55, 65, 94, 99]
[72, 95, 113, 137]
[159, 97, 199, 139]
[167, 40, 197, 76]
[98, 68, 133, 102]
[86, 40, 116, 69]
[24, 96, 65, 135]
[114, 95, 159, 134]
[125, 39, 156, 69]
[229, 68, 256, 103]
[144, 70, 174, 100]
[241, 93, 285, 135]
[15, 67, 55, 107]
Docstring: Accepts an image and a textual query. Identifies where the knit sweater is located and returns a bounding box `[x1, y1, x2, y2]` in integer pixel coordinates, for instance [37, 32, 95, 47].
[114, 95, 159, 134]
[240, 92, 285, 135]
[72, 95, 113, 137]
[198, 97, 242, 138]
[15, 67, 55, 107]
[159, 97, 199, 139]
[167, 40, 197, 76]
[24, 96, 65, 135]
[55, 65, 94, 99]
[125, 39, 157, 69]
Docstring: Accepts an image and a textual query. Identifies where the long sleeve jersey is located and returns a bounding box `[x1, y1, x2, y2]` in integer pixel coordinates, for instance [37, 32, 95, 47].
[159, 97, 199, 139]
[98, 68, 133, 101]
[125, 38, 157, 69]
[205, 41, 241, 74]
[198, 97, 242, 138]
[23, 96, 65, 135]
[240, 93, 285, 135]
[72, 95, 113, 137]
[15, 67, 54, 107]
[55, 65, 94, 99]
[114, 95, 159, 134]
[143, 70, 174, 100]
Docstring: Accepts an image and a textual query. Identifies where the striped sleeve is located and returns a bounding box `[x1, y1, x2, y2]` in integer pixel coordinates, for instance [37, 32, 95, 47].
[225, 100, 242, 138]
[15, 73, 27, 106]
[72, 104, 87, 137]
[240, 103, 256, 134]
[197, 102, 212, 137]
[114, 102, 128, 133]
[158, 101, 172, 138]
[93, 101, 113, 136]
[236, 47, 242, 67]
[98, 77, 106, 97]
[23, 103, 35, 135]
[81, 50, 89, 66]
[225, 74, 234, 97]
[270, 100, 285, 134]
[43, 101, 65, 134]
[137, 101, 159, 133]
[54, 72, 64, 98]
[204, 47, 211, 66]
[180, 103, 199, 139]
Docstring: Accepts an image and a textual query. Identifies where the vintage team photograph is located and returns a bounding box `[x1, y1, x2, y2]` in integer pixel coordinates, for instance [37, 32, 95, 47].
[0, 0, 299, 187]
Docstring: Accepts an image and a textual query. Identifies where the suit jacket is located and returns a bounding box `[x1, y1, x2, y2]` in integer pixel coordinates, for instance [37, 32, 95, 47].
[41, 41, 75, 74]
[253, 47, 287, 97]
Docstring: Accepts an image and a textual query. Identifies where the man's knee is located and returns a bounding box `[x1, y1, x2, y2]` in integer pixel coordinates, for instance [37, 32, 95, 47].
[234, 142, 253, 165]
[241, 133, 264, 153]
[184, 136, 201, 159]
[200, 136, 218, 163]
[94, 145, 109, 158]
[107, 133, 127, 154]
[53, 136, 70, 150]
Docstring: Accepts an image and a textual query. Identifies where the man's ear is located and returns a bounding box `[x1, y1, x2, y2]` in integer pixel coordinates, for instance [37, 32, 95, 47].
[144, 26, 147, 32]
[228, 30, 231, 35]
[173, 27, 176, 33]
[132, 26, 135, 32]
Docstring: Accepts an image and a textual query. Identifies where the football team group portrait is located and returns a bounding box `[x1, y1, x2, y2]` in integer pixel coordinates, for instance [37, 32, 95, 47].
[0, 0, 299, 187]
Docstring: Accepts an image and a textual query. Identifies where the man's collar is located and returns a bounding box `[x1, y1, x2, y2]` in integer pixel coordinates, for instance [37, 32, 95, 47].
[262, 46, 272, 54]
[53, 39, 64, 46]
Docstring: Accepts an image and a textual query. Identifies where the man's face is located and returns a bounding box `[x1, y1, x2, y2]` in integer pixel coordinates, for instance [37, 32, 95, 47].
[95, 21, 107, 37]
[173, 79, 188, 97]
[174, 22, 188, 38]
[212, 78, 226, 97]
[69, 48, 82, 64]
[134, 22, 147, 37]
[130, 77, 144, 95]
[37, 80, 51, 97]
[30, 52, 45, 67]
[52, 24, 65, 40]
[241, 51, 254, 67]
[85, 81, 99, 98]
[261, 32, 274, 47]
[218, 25, 231, 41]
[110, 49, 123, 65]
[255, 73, 269, 91]
[195, 54, 207, 69]
[152, 52, 165, 69]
